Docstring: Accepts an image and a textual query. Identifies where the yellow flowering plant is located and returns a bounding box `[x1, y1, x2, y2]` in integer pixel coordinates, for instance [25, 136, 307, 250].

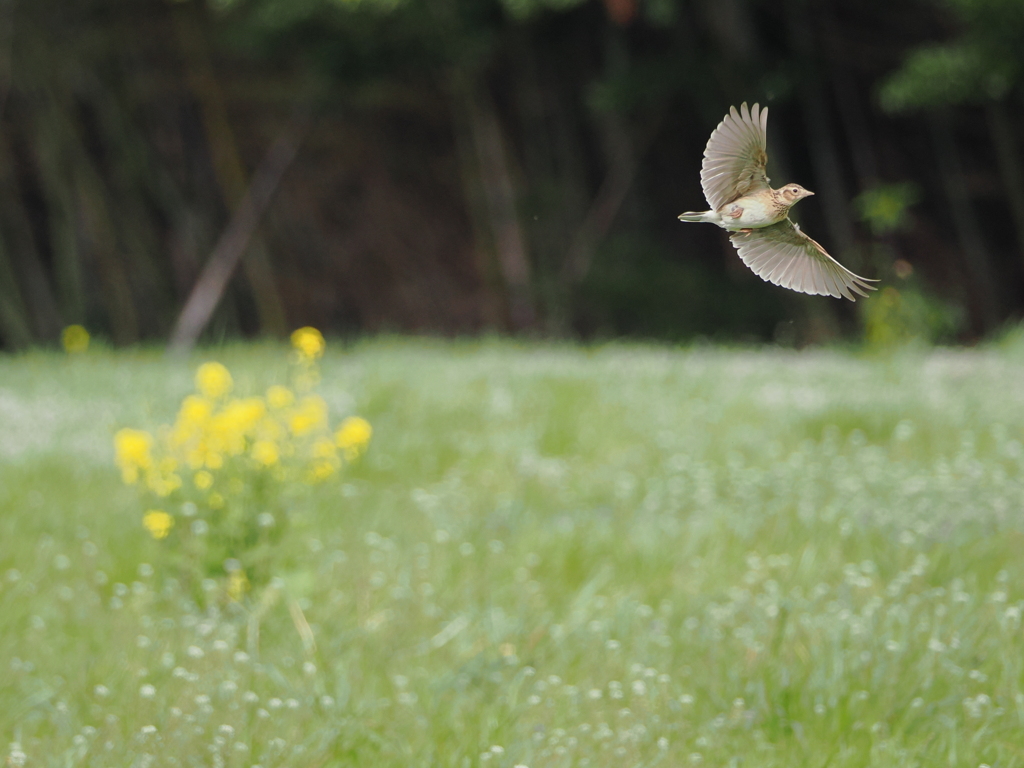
[61, 324, 90, 354]
[114, 328, 371, 596]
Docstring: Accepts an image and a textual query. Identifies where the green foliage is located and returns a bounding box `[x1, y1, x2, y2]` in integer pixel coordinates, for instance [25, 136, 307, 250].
[854, 183, 920, 236]
[216, 0, 590, 76]
[4, 341, 1024, 765]
[862, 285, 964, 347]
[880, 0, 1024, 111]
[879, 43, 1012, 111]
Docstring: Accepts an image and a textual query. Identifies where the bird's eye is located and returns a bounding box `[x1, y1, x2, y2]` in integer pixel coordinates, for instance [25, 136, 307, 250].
[790, 187, 799, 194]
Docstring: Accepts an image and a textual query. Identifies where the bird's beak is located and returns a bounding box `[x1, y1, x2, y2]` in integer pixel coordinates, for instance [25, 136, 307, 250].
[804, 190, 815, 197]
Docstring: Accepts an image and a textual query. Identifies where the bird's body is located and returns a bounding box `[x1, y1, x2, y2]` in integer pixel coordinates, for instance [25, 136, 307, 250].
[680, 190, 787, 230]
[679, 103, 876, 301]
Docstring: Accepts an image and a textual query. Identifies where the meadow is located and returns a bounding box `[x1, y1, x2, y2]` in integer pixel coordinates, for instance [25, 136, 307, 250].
[2, 337, 1024, 768]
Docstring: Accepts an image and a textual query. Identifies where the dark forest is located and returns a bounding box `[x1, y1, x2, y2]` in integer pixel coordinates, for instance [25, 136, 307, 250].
[2, 0, 1023, 349]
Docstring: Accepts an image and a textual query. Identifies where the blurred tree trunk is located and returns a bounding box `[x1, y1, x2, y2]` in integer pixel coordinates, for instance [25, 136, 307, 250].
[787, 3, 855, 257]
[80, 69, 179, 336]
[507, 28, 592, 333]
[74, 155, 141, 345]
[561, 111, 635, 286]
[0, 232, 32, 349]
[173, 4, 288, 338]
[562, 28, 638, 289]
[450, 85, 504, 330]
[35, 73, 141, 344]
[0, 130, 63, 340]
[32, 91, 86, 328]
[985, 101, 1024, 265]
[0, 0, 12, 120]
[169, 112, 308, 353]
[458, 77, 535, 332]
[928, 108, 1000, 330]
[830, 69, 879, 192]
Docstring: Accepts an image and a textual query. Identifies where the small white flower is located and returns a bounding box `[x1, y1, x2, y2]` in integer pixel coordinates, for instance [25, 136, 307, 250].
[7, 743, 27, 767]
[139, 684, 156, 699]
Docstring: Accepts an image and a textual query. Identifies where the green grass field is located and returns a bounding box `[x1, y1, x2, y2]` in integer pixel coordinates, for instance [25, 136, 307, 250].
[3, 338, 1024, 767]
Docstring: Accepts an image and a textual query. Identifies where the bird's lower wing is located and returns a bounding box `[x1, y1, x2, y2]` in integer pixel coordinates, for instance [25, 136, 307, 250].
[729, 219, 877, 301]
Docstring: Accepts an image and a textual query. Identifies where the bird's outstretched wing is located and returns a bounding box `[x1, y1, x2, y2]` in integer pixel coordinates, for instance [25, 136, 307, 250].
[729, 218, 877, 301]
[700, 102, 770, 211]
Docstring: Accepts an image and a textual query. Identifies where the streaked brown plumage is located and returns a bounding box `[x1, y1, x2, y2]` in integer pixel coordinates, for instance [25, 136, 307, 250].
[678, 103, 876, 301]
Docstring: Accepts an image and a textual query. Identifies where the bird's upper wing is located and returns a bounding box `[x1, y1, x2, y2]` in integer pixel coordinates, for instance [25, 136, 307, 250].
[729, 218, 877, 301]
[700, 102, 770, 211]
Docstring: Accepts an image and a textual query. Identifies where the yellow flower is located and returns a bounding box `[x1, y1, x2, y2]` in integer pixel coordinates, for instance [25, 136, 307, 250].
[114, 428, 154, 484]
[61, 325, 90, 354]
[173, 396, 212, 432]
[208, 492, 225, 510]
[252, 440, 279, 467]
[208, 398, 266, 456]
[336, 416, 372, 460]
[143, 510, 174, 539]
[195, 362, 233, 399]
[288, 395, 328, 436]
[290, 327, 325, 360]
[227, 570, 249, 601]
[256, 415, 284, 442]
[308, 460, 337, 482]
[146, 468, 182, 497]
[312, 437, 336, 459]
[266, 385, 295, 409]
[194, 470, 214, 490]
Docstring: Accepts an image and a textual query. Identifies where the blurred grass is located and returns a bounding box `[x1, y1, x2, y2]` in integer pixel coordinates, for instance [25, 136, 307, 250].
[3, 338, 1024, 767]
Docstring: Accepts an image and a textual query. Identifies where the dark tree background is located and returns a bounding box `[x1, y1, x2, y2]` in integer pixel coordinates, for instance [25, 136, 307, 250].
[1, 0, 1023, 349]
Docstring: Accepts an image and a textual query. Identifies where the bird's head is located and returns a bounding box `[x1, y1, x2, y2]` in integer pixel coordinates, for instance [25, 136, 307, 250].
[779, 184, 815, 204]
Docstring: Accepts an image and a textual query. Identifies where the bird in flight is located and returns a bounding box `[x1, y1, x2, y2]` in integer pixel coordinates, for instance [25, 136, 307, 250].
[678, 103, 876, 301]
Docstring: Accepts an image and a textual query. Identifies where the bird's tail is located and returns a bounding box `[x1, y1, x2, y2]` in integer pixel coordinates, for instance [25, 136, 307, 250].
[678, 211, 711, 223]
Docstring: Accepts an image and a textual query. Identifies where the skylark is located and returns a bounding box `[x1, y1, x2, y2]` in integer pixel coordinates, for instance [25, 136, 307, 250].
[679, 103, 876, 301]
